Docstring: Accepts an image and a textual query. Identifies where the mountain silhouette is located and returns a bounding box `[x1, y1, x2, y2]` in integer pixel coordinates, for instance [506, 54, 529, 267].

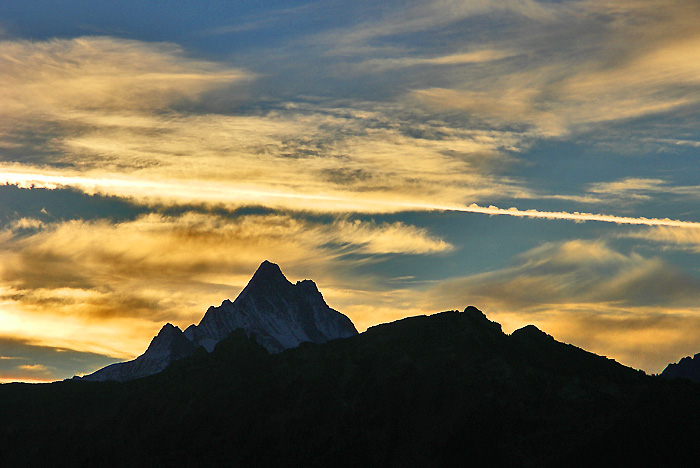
[81, 260, 357, 381]
[5, 264, 700, 467]
[5, 305, 700, 467]
[661, 353, 700, 381]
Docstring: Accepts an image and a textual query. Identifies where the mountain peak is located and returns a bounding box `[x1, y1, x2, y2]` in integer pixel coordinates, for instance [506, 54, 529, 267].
[511, 324, 554, 342]
[250, 260, 289, 284]
[146, 323, 187, 352]
[158, 322, 179, 334]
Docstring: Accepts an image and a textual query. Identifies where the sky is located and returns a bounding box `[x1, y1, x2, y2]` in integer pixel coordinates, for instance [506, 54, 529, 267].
[2, 0, 700, 382]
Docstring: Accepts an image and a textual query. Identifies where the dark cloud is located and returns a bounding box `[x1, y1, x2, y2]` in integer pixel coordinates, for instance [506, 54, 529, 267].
[0, 336, 120, 382]
[0, 185, 147, 226]
[322, 168, 374, 185]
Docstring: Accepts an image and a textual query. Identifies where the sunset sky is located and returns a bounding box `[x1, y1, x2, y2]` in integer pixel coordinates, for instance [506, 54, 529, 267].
[2, 0, 700, 382]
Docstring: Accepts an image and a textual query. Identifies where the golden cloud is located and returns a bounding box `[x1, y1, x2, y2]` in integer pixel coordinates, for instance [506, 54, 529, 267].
[0, 36, 532, 214]
[0, 211, 450, 358]
[0, 36, 247, 117]
[625, 226, 700, 253]
[0, 117, 526, 213]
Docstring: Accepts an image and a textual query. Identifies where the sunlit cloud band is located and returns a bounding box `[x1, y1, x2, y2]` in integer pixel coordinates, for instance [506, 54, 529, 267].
[3, 166, 700, 229]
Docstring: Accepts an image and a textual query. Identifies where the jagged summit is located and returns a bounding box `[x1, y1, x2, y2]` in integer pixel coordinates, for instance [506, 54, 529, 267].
[234, 260, 295, 303]
[192, 261, 357, 353]
[661, 352, 700, 381]
[250, 260, 287, 283]
[82, 323, 196, 382]
[81, 261, 358, 382]
[146, 323, 179, 350]
[150, 322, 178, 340]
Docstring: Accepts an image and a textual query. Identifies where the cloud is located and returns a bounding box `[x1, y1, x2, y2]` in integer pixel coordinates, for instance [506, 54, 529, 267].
[624, 226, 700, 253]
[401, 0, 700, 137]
[0, 36, 248, 118]
[0, 114, 528, 213]
[428, 240, 700, 311]
[347, 49, 516, 74]
[586, 178, 668, 200]
[17, 363, 49, 372]
[453, 203, 700, 228]
[323, 0, 554, 54]
[0, 336, 120, 382]
[584, 178, 700, 205]
[0, 210, 450, 357]
[8, 218, 44, 230]
[4, 7, 695, 220]
[0, 36, 538, 215]
[5, 163, 700, 227]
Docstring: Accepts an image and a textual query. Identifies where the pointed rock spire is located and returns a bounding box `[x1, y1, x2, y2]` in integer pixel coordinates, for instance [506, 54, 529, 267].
[250, 260, 288, 284]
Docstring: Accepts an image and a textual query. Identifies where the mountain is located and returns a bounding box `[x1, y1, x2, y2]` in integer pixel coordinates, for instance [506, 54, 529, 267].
[82, 323, 196, 382]
[81, 260, 357, 382]
[5, 306, 700, 467]
[661, 353, 700, 381]
[184, 260, 357, 353]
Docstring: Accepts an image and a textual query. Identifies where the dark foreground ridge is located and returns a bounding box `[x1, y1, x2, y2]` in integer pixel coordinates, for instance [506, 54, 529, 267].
[3, 306, 700, 467]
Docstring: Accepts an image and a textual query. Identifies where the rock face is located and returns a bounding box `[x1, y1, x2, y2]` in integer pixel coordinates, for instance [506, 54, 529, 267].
[81, 261, 358, 382]
[661, 353, 700, 382]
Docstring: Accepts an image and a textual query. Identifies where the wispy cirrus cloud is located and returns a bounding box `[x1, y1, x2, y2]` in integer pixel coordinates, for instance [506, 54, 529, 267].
[586, 178, 668, 200]
[0, 36, 533, 214]
[0, 36, 248, 117]
[346, 49, 516, 74]
[430, 239, 700, 309]
[624, 227, 700, 254]
[585, 178, 700, 205]
[400, 0, 700, 137]
[323, 0, 554, 53]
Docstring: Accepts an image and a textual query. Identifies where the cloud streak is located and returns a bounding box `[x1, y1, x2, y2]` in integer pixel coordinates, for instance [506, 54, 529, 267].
[4, 165, 700, 229]
[451, 204, 700, 229]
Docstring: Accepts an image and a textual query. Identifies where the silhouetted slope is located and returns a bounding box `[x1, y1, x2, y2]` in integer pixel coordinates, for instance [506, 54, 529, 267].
[661, 353, 700, 382]
[1, 307, 699, 467]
